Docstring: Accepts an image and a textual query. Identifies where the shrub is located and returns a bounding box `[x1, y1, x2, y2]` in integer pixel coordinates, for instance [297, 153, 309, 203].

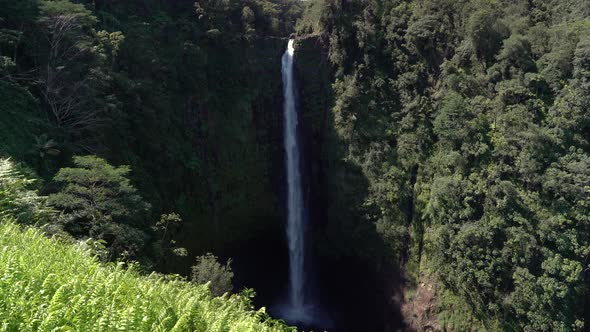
[191, 253, 234, 297]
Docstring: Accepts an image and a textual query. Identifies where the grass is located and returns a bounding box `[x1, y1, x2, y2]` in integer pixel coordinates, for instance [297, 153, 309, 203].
[0, 220, 293, 332]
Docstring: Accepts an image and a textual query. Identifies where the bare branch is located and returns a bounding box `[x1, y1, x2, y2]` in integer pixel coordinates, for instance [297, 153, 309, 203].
[39, 12, 103, 135]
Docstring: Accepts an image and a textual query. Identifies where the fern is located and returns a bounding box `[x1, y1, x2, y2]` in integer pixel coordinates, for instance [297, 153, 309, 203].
[0, 158, 54, 225]
[0, 220, 294, 331]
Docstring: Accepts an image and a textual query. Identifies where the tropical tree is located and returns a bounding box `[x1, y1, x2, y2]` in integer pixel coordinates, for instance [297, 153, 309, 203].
[48, 155, 150, 259]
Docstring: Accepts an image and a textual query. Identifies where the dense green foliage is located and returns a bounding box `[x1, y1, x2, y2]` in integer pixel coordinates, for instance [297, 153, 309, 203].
[0, 159, 53, 225]
[296, 0, 590, 330]
[0, 82, 48, 162]
[0, 158, 291, 330]
[2, 0, 589, 329]
[0, 220, 292, 331]
[48, 155, 151, 260]
[0, 0, 302, 260]
[0, 0, 302, 329]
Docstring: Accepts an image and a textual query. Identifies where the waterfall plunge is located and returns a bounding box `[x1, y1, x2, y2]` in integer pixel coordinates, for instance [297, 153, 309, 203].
[275, 38, 332, 330]
[279, 39, 312, 324]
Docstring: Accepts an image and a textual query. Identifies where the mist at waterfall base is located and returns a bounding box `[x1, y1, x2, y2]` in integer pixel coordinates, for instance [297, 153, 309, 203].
[271, 39, 332, 329]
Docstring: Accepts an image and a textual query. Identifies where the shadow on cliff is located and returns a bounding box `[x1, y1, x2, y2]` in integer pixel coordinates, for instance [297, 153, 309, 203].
[294, 35, 409, 332]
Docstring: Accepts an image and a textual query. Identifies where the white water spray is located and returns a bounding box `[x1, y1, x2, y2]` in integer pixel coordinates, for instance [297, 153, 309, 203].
[281, 39, 310, 322]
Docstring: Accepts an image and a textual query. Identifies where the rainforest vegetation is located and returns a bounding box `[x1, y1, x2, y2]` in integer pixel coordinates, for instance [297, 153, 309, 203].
[294, 0, 590, 330]
[0, 0, 589, 331]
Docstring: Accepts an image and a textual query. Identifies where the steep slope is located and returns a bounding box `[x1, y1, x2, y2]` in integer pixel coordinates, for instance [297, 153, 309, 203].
[0, 0, 303, 267]
[294, 0, 590, 330]
[0, 220, 293, 331]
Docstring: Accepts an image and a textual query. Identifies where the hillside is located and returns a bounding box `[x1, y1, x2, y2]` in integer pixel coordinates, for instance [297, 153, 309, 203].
[293, 0, 590, 330]
[0, 220, 291, 331]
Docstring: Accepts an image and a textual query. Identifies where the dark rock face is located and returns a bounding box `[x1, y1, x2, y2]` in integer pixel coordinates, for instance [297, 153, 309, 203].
[293, 35, 406, 332]
[168, 36, 290, 274]
[294, 35, 334, 234]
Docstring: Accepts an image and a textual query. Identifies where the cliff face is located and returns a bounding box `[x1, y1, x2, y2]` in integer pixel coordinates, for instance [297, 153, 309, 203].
[293, 35, 333, 234]
[0, 0, 305, 271]
[294, 35, 406, 332]
[170, 35, 295, 301]
[294, 35, 390, 263]
[169, 35, 290, 264]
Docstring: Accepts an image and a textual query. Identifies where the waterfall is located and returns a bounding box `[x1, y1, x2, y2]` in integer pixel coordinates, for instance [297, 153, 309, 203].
[281, 39, 309, 322]
[276, 38, 332, 330]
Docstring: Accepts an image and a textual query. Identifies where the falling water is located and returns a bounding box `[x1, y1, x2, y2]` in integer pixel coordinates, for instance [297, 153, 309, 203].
[280, 39, 309, 322]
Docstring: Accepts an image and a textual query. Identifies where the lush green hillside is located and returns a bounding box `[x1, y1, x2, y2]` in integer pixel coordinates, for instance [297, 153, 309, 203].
[294, 0, 590, 330]
[0, 0, 303, 328]
[0, 0, 303, 265]
[0, 220, 292, 332]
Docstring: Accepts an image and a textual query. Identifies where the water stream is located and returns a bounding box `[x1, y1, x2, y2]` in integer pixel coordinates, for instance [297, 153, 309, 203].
[278, 39, 312, 324]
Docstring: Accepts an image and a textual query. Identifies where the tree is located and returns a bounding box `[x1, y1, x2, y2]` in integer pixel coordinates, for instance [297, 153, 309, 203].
[497, 35, 536, 77]
[466, 8, 507, 63]
[433, 92, 470, 148]
[152, 212, 187, 265]
[407, 15, 447, 61]
[0, 0, 38, 27]
[37, 0, 114, 140]
[48, 155, 150, 259]
[241, 6, 255, 33]
[548, 37, 590, 147]
[0, 0, 39, 76]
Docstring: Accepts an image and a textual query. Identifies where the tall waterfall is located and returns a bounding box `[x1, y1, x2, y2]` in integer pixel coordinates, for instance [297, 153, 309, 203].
[281, 39, 309, 321]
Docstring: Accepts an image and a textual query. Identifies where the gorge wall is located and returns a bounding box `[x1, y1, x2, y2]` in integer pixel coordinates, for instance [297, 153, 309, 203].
[290, 1, 590, 331]
[292, 35, 406, 332]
